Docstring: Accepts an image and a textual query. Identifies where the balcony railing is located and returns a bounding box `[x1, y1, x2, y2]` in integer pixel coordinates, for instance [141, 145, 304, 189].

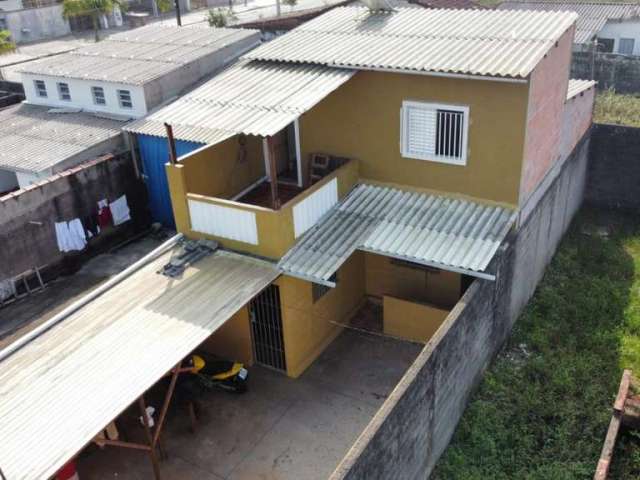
[184, 158, 359, 259]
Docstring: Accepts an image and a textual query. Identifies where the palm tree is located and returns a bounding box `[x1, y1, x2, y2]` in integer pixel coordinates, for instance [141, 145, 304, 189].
[62, 0, 125, 42]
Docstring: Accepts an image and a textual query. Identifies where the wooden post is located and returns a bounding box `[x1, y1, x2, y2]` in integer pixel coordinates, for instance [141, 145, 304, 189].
[138, 396, 162, 480]
[266, 136, 280, 209]
[164, 123, 178, 165]
[152, 362, 181, 448]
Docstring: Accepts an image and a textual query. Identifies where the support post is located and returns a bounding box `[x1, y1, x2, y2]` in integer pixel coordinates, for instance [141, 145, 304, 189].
[266, 136, 280, 209]
[138, 396, 162, 480]
[164, 123, 178, 165]
[175, 0, 182, 26]
[152, 362, 181, 448]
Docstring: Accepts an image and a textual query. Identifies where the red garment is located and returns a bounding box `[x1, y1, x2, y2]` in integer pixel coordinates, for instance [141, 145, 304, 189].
[97, 205, 113, 228]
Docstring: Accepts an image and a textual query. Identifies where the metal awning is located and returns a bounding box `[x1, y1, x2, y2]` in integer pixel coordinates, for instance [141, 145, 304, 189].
[278, 183, 516, 284]
[0, 247, 278, 480]
[124, 60, 356, 144]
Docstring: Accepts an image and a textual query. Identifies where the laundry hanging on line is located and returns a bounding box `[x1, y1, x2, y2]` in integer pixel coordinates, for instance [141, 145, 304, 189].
[110, 195, 131, 226]
[55, 219, 87, 253]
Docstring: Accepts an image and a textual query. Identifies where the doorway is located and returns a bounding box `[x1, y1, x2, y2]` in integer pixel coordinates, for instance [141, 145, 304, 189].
[250, 285, 287, 372]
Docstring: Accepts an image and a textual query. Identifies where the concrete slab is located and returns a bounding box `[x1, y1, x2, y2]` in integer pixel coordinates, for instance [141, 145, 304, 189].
[76, 330, 421, 480]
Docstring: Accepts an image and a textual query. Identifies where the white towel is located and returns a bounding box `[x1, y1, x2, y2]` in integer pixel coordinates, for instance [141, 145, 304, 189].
[110, 194, 131, 226]
[55, 219, 87, 252]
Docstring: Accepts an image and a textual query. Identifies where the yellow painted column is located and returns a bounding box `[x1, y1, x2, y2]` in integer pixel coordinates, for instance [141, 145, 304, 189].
[165, 163, 191, 234]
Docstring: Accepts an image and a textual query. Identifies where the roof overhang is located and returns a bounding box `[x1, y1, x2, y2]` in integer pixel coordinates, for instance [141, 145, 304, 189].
[0, 245, 278, 479]
[278, 183, 516, 284]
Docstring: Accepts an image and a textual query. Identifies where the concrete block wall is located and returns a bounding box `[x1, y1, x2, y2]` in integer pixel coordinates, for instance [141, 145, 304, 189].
[0, 154, 149, 280]
[330, 133, 591, 480]
[1, 4, 71, 44]
[586, 123, 640, 211]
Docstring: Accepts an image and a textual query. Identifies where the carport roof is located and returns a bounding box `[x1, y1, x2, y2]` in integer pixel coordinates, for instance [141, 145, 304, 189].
[0, 247, 278, 480]
[278, 183, 516, 284]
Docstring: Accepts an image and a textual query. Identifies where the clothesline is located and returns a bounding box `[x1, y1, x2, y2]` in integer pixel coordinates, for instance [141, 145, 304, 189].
[54, 195, 131, 254]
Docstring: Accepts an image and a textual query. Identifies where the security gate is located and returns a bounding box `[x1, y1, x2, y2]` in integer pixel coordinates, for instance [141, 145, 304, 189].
[250, 285, 286, 372]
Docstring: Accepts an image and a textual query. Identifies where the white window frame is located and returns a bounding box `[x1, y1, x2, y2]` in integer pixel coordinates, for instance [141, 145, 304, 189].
[618, 37, 635, 55]
[34, 80, 47, 98]
[57, 82, 71, 101]
[117, 89, 133, 109]
[400, 100, 469, 166]
[91, 86, 106, 106]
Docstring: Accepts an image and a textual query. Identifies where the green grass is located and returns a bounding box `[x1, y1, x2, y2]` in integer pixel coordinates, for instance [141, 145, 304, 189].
[594, 90, 640, 128]
[433, 208, 640, 480]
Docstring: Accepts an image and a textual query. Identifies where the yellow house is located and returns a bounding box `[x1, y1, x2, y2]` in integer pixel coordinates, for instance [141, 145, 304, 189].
[125, 6, 588, 378]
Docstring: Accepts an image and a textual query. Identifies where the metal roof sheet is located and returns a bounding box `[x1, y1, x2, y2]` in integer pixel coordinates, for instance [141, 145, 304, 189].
[18, 26, 259, 85]
[498, 1, 640, 44]
[243, 6, 578, 78]
[566, 78, 596, 99]
[124, 60, 356, 142]
[278, 183, 515, 283]
[0, 104, 126, 174]
[0, 247, 278, 480]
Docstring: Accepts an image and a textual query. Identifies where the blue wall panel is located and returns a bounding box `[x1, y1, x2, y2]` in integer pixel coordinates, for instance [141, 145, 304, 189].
[137, 134, 204, 227]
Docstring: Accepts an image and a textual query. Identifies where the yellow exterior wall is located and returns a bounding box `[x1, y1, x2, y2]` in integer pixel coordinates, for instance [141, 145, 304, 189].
[181, 135, 265, 199]
[364, 253, 461, 308]
[172, 158, 359, 260]
[200, 306, 254, 366]
[383, 295, 449, 343]
[277, 251, 366, 378]
[300, 70, 529, 205]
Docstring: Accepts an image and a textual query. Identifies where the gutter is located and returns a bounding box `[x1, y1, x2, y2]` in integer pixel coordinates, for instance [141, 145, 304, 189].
[0, 233, 183, 363]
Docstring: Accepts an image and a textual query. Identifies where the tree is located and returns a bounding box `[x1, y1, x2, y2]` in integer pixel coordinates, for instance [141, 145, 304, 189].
[62, 0, 125, 42]
[207, 8, 236, 27]
[0, 30, 15, 55]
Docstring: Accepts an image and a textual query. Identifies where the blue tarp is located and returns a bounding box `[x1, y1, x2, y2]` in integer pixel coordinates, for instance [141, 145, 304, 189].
[137, 134, 204, 227]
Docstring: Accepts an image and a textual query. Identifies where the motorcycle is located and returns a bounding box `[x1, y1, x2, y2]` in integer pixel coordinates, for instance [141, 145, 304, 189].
[185, 352, 249, 394]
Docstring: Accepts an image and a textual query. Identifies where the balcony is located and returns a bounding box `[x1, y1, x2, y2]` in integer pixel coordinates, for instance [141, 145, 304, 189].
[181, 157, 359, 259]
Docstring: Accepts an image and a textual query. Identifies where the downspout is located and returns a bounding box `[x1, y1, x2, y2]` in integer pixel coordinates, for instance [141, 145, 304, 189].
[0, 233, 184, 363]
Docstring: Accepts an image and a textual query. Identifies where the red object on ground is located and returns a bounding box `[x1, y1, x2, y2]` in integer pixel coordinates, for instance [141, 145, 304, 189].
[56, 460, 78, 480]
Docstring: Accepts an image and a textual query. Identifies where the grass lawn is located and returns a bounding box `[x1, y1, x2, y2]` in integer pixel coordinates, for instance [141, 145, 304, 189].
[594, 90, 640, 128]
[433, 208, 640, 479]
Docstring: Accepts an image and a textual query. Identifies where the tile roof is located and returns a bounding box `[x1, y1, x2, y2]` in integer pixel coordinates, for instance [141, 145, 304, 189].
[18, 25, 259, 85]
[279, 183, 516, 284]
[498, 1, 640, 44]
[244, 6, 578, 78]
[124, 60, 356, 142]
[0, 104, 125, 174]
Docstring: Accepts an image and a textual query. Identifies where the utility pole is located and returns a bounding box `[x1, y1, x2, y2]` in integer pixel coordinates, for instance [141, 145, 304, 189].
[175, 0, 182, 26]
[276, 0, 281, 17]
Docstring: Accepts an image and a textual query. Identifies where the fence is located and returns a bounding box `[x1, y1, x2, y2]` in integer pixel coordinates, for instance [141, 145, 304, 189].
[572, 51, 640, 94]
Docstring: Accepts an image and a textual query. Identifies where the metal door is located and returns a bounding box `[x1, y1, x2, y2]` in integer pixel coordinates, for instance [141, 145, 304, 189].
[250, 285, 287, 372]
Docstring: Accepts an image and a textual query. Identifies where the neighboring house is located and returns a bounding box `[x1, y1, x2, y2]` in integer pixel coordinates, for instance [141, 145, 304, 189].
[498, 1, 640, 55]
[125, 6, 595, 379]
[0, 0, 71, 44]
[0, 24, 260, 192]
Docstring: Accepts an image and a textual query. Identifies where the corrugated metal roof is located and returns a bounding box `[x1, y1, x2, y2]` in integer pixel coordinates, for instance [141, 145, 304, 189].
[278, 183, 515, 283]
[566, 78, 596, 99]
[18, 25, 259, 85]
[498, 1, 640, 44]
[0, 248, 278, 480]
[0, 104, 126, 174]
[243, 6, 578, 78]
[124, 60, 356, 142]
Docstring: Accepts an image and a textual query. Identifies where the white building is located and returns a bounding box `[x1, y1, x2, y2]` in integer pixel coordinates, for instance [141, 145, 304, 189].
[0, 24, 260, 191]
[498, 1, 640, 55]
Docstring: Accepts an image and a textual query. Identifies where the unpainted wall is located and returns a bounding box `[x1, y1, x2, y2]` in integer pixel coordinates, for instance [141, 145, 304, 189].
[519, 27, 574, 205]
[586, 123, 640, 210]
[300, 69, 529, 206]
[0, 154, 149, 280]
[331, 132, 591, 480]
[2, 4, 70, 44]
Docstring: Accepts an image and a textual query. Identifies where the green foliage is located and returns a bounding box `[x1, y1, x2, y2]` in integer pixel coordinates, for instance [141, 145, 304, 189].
[595, 89, 640, 128]
[207, 8, 235, 27]
[62, 0, 125, 41]
[156, 0, 172, 14]
[433, 208, 640, 479]
[0, 30, 15, 55]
